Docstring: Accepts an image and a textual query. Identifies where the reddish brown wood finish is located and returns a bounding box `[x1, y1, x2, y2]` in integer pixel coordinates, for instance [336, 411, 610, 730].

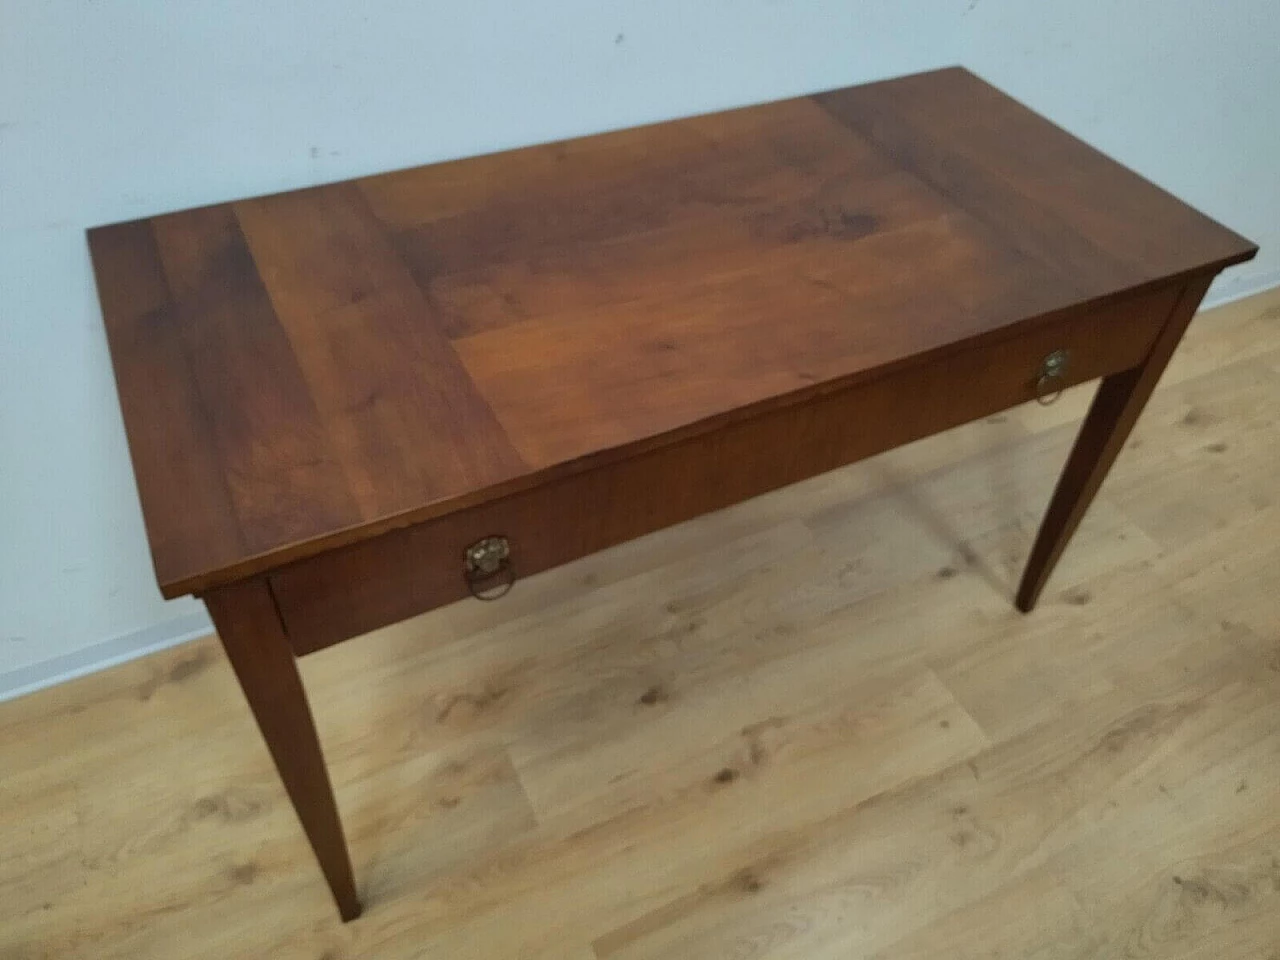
[203, 580, 361, 921]
[88, 67, 1255, 600]
[272, 283, 1179, 653]
[86, 66, 1257, 921]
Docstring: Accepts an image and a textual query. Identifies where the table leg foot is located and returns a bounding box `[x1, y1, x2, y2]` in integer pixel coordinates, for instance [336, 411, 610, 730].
[204, 579, 361, 921]
[1016, 275, 1213, 612]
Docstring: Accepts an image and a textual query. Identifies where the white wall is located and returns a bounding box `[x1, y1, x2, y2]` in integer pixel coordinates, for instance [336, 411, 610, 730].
[2, 0, 1277, 698]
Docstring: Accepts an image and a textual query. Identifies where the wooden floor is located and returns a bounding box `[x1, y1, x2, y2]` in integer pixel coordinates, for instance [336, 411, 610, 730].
[4, 288, 1280, 960]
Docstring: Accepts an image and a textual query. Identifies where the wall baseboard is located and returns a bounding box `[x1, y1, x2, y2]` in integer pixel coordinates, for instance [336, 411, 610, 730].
[0, 612, 213, 704]
[3, 276, 1276, 706]
[1204, 269, 1280, 309]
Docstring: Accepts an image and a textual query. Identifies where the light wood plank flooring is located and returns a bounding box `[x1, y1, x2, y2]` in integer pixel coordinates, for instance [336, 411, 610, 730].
[3, 288, 1280, 960]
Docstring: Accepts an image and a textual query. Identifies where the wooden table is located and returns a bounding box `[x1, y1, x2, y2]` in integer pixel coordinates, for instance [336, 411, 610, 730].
[87, 67, 1255, 921]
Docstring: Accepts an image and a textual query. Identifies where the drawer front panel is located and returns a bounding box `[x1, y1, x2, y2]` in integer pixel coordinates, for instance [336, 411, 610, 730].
[271, 284, 1179, 653]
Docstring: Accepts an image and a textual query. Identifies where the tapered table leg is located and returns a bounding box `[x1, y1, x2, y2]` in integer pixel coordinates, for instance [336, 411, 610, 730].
[1016, 275, 1213, 612]
[204, 579, 361, 921]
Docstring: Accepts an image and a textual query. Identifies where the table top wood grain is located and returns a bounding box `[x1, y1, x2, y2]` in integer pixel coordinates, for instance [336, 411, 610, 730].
[88, 66, 1256, 599]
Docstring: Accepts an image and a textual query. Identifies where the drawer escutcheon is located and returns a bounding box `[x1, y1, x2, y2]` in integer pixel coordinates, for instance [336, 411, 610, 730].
[1035, 349, 1071, 406]
[464, 536, 515, 600]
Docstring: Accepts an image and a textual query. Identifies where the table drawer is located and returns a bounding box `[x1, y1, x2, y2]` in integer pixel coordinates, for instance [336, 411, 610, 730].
[270, 284, 1180, 654]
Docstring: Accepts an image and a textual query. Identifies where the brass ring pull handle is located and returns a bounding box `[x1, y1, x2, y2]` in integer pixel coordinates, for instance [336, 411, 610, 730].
[464, 535, 515, 600]
[1034, 349, 1070, 406]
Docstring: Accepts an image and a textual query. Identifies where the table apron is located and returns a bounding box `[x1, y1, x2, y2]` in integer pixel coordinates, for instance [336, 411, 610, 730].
[269, 282, 1182, 655]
